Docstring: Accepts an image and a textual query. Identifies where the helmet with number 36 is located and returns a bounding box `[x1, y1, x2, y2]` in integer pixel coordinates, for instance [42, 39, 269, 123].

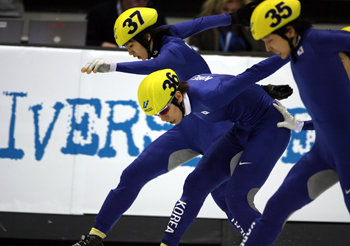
[250, 0, 301, 40]
[138, 69, 179, 116]
[114, 7, 158, 46]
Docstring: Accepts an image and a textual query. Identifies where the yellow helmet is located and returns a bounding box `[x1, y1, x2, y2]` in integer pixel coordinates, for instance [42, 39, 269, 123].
[250, 0, 301, 40]
[138, 69, 180, 116]
[342, 26, 350, 32]
[114, 7, 158, 46]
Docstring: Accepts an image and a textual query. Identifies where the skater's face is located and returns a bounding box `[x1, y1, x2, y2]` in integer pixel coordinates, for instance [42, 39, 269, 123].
[262, 34, 291, 59]
[262, 26, 296, 59]
[157, 91, 184, 125]
[125, 37, 150, 60]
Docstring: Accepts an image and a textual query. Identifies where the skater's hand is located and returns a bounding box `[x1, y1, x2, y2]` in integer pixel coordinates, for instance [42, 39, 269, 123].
[81, 58, 115, 74]
[273, 100, 304, 132]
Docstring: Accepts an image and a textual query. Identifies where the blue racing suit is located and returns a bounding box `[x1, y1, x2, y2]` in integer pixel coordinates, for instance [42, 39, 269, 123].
[114, 14, 232, 81]
[94, 115, 233, 234]
[161, 55, 291, 246]
[92, 14, 243, 236]
[241, 29, 350, 246]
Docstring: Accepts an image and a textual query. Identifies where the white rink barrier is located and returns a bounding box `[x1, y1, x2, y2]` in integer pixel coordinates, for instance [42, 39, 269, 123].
[0, 45, 348, 223]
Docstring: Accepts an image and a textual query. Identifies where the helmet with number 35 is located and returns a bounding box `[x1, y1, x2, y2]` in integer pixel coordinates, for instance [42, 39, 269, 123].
[250, 0, 301, 40]
[138, 69, 180, 116]
[114, 7, 158, 46]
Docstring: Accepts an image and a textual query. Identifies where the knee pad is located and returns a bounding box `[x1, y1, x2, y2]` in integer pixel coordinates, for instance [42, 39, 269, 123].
[307, 169, 338, 199]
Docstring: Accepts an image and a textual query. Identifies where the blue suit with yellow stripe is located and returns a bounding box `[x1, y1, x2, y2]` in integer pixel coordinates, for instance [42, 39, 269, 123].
[161, 55, 291, 246]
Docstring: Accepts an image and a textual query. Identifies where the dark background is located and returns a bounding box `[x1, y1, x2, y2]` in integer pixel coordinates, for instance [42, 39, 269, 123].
[22, 0, 350, 22]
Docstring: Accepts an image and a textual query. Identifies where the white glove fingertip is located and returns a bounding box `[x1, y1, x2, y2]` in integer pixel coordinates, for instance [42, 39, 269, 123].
[276, 122, 283, 128]
[95, 62, 102, 70]
[83, 61, 91, 70]
[88, 63, 97, 71]
[273, 103, 284, 114]
[273, 103, 280, 110]
[90, 58, 102, 70]
[275, 99, 285, 109]
[277, 121, 294, 130]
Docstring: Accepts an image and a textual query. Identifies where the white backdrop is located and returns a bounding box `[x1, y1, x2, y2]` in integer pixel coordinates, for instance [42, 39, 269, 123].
[0, 45, 348, 223]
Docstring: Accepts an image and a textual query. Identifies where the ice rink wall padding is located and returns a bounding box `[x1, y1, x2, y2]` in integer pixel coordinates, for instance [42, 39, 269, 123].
[0, 45, 349, 245]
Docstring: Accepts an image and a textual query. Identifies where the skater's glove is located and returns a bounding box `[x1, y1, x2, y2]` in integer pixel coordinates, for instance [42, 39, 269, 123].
[263, 84, 293, 100]
[273, 100, 304, 132]
[81, 58, 116, 74]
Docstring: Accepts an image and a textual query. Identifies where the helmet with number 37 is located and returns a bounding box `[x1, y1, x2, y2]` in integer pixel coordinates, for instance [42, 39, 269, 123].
[250, 0, 301, 40]
[114, 7, 158, 46]
[138, 69, 180, 116]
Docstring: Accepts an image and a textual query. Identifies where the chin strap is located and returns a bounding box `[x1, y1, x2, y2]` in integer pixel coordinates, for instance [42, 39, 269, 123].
[150, 35, 162, 58]
[171, 97, 185, 117]
[275, 30, 301, 63]
[289, 35, 301, 63]
[287, 37, 298, 63]
[280, 34, 297, 63]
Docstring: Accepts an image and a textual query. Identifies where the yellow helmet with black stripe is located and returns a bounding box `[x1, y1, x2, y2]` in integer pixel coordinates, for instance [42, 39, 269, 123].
[114, 7, 158, 46]
[250, 0, 301, 40]
[138, 69, 180, 116]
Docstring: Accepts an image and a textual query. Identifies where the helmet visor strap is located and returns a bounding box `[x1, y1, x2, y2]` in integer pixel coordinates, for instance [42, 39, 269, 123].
[171, 97, 185, 117]
[275, 29, 298, 63]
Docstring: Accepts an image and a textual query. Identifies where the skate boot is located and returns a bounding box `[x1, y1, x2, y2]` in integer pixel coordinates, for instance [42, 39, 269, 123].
[72, 234, 104, 246]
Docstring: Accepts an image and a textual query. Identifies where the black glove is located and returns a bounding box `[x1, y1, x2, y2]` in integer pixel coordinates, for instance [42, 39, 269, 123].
[231, 0, 264, 26]
[263, 84, 293, 100]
